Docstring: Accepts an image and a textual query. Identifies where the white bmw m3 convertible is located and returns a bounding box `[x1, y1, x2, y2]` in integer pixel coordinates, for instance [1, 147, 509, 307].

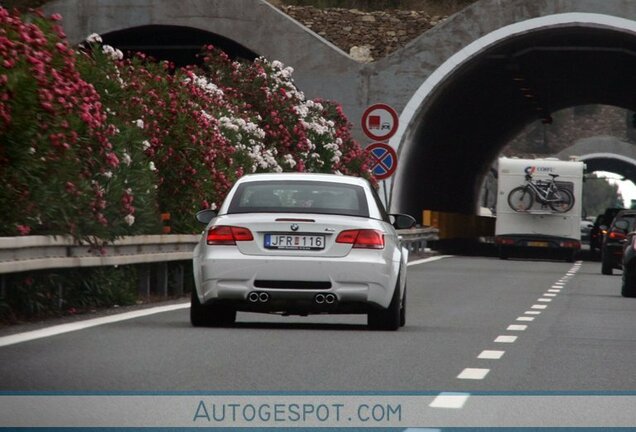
[192, 173, 415, 330]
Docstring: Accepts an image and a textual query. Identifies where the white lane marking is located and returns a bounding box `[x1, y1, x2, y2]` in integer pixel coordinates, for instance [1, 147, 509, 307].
[0, 302, 190, 348]
[408, 255, 452, 266]
[544, 293, 557, 297]
[548, 289, 561, 293]
[517, 316, 535, 322]
[538, 298, 552, 302]
[429, 393, 470, 409]
[525, 311, 542, 315]
[531, 304, 548, 309]
[478, 350, 505, 359]
[495, 335, 517, 343]
[507, 324, 528, 331]
[457, 368, 489, 380]
[553, 283, 564, 287]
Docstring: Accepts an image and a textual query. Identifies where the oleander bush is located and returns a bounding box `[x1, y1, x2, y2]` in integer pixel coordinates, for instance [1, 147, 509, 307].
[0, 7, 372, 238]
[0, 8, 372, 322]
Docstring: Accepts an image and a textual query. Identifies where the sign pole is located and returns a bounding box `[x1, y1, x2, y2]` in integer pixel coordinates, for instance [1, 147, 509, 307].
[382, 180, 388, 207]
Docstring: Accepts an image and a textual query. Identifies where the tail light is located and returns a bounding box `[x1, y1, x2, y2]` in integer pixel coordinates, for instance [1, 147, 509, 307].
[559, 240, 580, 249]
[336, 229, 384, 249]
[207, 226, 253, 245]
[495, 237, 515, 246]
[608, 230, 627, 241]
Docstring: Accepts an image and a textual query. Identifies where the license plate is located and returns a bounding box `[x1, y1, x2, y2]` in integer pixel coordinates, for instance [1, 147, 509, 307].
[527, 241, 549, 247]
[264, 234, 325, 250]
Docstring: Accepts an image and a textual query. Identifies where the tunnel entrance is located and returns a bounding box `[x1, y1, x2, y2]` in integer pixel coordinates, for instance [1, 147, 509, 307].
[101, 25, 258, 67]
[392, 14, 636, 219]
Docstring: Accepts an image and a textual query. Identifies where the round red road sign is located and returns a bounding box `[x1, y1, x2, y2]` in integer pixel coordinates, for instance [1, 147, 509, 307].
[361, 103, 399, 141]
[367, 142, 398, 180]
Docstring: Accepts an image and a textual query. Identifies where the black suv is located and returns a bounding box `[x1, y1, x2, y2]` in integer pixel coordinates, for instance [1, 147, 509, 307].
[601, 210, 636, 275]
[591, 207, 624, 253]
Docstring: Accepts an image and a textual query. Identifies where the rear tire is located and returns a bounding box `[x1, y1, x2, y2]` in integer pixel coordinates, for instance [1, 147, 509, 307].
[549, 188, 575, 213]
[368, 279, 401, 331]
[601, 253, 613, 275]
[190, 290, 236, 327]
[622, 270, 636, 297]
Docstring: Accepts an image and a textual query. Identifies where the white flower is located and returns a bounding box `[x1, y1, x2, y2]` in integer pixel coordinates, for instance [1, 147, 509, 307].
[122, 152, 132, 166]
[28, 147, 36, 155]
[149, 162, 157, 172]
[102, 45, 123, 61]
[133, 119, 144, 129]
[103, 171, 113, 179]
[210, 203, 217, 211]
[124, 214, 135, 226]
[142, 140, 151, 151]
[86, 33, 102, 44]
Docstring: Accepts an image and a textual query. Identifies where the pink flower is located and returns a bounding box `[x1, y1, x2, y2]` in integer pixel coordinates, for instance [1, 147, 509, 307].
[16, 224, 31, 236]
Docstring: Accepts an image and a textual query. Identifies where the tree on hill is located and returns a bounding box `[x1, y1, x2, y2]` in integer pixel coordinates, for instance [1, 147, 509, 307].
[582, 174, 625, 218]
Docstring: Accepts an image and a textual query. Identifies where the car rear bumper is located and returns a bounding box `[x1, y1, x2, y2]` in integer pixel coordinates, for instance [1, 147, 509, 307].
[195, 248, 399, 312]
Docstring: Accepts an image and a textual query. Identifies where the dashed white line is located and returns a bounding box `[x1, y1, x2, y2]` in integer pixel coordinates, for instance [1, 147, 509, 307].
[494, 335, 518, 343]
[538, 298, 552, 302]
[548, 289, 561, 293]
[457, 368, 490, 380]
[544, 293, 557, 297]
[429, 393, 470, 409]
[517, 316, 535, 322]
[531, 304, 548, 309]
[507, 324, 527, 331]
[525, 311, 542, 315]
[478, 350, 505, 359]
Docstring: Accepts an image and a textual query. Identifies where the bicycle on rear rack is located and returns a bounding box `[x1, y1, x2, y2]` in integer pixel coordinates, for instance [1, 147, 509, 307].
[507, 173, 574, 213]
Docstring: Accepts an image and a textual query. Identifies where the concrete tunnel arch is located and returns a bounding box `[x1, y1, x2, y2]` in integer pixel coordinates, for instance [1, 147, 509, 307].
[389, 13, 636, 218]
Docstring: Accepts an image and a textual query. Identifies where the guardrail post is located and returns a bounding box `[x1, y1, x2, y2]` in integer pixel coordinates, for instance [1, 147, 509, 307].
[138, 265, 150, 298]
[156, 263, 168, 298]
[172, 263, 184, 297]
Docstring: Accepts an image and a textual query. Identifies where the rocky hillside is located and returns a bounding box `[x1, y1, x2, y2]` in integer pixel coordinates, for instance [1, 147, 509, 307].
[279, 5, 448, 61]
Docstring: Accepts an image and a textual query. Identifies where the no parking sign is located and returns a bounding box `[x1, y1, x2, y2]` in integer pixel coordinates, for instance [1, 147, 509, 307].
[367, 142, 397, 181]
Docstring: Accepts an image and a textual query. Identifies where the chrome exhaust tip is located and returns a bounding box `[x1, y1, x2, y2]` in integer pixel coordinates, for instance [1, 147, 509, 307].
[248, 292, 260, 303]
[258, 292, 270, 303]
[325, 293, 336, 304]
[315, 294, 326, 304]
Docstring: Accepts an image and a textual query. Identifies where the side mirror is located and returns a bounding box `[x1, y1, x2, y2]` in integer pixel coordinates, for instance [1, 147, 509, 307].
[390, 213, 416, 230]
[196, 209, 217, 225]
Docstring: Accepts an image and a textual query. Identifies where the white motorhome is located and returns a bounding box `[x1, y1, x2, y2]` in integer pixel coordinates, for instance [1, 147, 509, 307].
[495, 157, 585, 261]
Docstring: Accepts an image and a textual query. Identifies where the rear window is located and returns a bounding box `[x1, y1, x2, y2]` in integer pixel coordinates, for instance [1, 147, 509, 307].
[614, 213, 636, 231]
[227, 180, 369, 217]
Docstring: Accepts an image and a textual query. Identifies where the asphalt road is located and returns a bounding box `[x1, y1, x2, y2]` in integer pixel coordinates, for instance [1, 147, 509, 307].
[1, 255, 636, 392]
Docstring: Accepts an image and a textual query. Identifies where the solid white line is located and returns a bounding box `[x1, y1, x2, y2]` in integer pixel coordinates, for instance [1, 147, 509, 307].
[408, 255, 452, 266]
[457, 368, 489, 380]
[494, 335, 517, 343]
[538, 298, 552, 302]
[0, 302, 190, 348]
[429, 392, 470, 409]
[525, 311, 542, 315]
[531, 304, 548, 309]
[517, 316, 535, 322]
[507, 324, 528, 331]
[478, 350, 505, 359]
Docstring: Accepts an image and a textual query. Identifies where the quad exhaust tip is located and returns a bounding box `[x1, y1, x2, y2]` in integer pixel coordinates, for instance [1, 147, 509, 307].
[315, 293, 336, 304]
[248, 291, 270, 303]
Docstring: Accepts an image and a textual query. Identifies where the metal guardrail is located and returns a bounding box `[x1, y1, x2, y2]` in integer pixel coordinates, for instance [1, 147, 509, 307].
[397, 226, 439, 253]
[0, 227, 438, 275]
[0, 235, 200, 275]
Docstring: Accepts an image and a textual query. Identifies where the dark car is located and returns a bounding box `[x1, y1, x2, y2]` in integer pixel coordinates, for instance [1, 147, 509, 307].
[622, 231, 636, 297]
[601, 210, 636, 275]
[590, 207, 624, 252]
